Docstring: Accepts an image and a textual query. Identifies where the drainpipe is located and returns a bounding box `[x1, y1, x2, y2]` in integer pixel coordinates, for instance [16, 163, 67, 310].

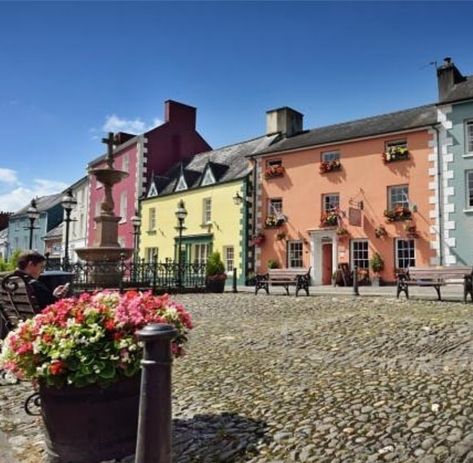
[433, 124, 444, 266]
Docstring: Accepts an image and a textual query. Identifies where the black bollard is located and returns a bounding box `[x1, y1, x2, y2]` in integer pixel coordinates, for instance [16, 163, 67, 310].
[135, 324, 178, 463]
[353, 265, 360, 296]
[232, 267, 237, 293]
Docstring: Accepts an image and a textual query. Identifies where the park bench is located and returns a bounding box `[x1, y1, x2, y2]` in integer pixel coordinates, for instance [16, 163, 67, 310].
[397, 266, 473, 302]
[255, 267, 311, 297]
[0, 271, 40, 339]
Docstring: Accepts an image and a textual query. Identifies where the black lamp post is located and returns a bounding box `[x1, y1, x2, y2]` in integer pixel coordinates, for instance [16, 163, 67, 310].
[26, 199, 40, 250]
[131, 213, 141, 264]
[174, 199, 187, 287]
[61, 189, 77, 267]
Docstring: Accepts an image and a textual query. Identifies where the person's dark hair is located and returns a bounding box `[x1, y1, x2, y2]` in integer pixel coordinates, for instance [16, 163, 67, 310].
[17, 251, 46, 270]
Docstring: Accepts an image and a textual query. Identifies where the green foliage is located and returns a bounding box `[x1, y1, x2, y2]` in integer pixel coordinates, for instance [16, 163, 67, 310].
[370, 252, 385, 273]
[206, 252, 225, 276]
[267, 259, 279, 269]
[0, 250, 21, 272]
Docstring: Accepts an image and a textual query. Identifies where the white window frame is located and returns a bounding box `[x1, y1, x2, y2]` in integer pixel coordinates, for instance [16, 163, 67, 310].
[202, 198, 212, 224]
[321, 150, 340, 162]
[193, 243, 210, 265]
[386, 139, 408, 151]
[322, 193, 340, 212]
[395, 238, 416, 269]
[146, 247, 158, 262]
[388, 185, 409, 209]
[466, 170, 473, 209]
[122, 153, 129, 172]
[119, 191, 127, 222]
[201, 168, 216, 186]
[350, 239, 369, 270]
[148, 207, 156, 231]
[268, 198, 283, 215]
[287, 240, 303, 268]
[223, 246, 234, 273]
[465, 120, 473, 154]
[175, 176, 187, 192]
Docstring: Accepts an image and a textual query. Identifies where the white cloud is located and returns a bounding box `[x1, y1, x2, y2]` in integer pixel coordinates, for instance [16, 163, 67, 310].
[0, 179, 68, 213]
[102, 114, 163, 135]
[0, 168, 18, 184]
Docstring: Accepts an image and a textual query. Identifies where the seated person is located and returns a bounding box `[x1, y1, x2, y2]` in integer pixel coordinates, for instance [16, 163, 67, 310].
[15, 251, 69, 311]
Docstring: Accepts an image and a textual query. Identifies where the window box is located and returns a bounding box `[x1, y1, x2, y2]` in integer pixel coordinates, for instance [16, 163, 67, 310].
[320, 210, 339, 227]
[383, 146, 409, 163]
[384, 206, 412, 222]
[264, 165, 285, 179]
[264, 215, 286, 228]
[320, 160, 342, 174]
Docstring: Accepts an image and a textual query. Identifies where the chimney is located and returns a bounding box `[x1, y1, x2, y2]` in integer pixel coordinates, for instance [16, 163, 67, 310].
[164, 100, 196, 129]
[266, 107, 303, 138]
[437, 57, 466, 101]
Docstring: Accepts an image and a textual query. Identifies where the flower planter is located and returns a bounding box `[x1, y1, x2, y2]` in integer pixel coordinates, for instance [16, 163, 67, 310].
[264, 166, 285, 179]
[40, 375, 140, 463]
[206, 277, 226, 293]
[320, 160, 342, 174]
[383, 149, 409, 163]
[384, 207, 412, 222]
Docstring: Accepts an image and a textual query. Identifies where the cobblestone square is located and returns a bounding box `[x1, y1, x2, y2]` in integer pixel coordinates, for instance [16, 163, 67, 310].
[2, 293, 473, 462]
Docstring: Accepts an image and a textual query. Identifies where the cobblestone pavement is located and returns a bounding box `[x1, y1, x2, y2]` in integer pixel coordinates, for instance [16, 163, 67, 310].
[2, 294, 473, 462]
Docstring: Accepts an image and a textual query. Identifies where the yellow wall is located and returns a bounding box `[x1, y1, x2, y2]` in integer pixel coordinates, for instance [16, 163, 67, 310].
[139, 180, 245, 275]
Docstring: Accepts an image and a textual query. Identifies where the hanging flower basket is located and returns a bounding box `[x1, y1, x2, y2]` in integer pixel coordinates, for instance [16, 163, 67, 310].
[374, 225, 388, 238]
[276, 231, 287, 241]
[336, 226, 349, 237]
[383, 146, 409, 163]
[250, 233, 265, 246]
[384, 206, 412, 222]
[320, 160, 342, 174]
[404, 222, 418, 237]
[264, 165, 285, 179]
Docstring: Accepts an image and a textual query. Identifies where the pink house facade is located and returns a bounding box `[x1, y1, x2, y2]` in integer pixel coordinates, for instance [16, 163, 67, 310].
[87, 100, 211, 249]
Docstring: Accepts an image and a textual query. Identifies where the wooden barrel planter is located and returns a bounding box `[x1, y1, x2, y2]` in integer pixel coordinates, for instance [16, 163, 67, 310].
[39, 375, 140, 463]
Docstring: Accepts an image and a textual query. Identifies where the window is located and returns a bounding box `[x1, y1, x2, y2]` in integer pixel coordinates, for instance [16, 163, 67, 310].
[268, 198, 283, 215]
[201, 168, 216, 186]
[122, 153, 129, 172]
[175, 176, 187, 192]
[386, 139, 407, 151]
[146, 247, 158, 262]
[287, 241, 303, 268]
[267, 159, 282, 168]
[223, 246, 234, 272]
[79, 213, 84, 236]
[466, 121, 473, 153]
[466, 170, 473, 209]
[322, 193, 340, 212]
[321, 150, 340, 162]
[202, 198, 212, 224]
[193, 243, 210, 265]
[388, 185, 409, 209]
[396, 239, 415, 269]
[148, 208, 156, 230]
[120, 192, 127, 220]
[351, 240, 369, 269]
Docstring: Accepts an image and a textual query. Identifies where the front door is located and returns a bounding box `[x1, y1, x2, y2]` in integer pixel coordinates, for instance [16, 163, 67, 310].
[322, 243, 333, 285]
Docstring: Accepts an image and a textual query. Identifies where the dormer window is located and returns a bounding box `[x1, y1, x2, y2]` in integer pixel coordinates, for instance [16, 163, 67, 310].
[175, 176, 188, 192]
[147, 182, 158, 198]
[201, 168, 216, 186]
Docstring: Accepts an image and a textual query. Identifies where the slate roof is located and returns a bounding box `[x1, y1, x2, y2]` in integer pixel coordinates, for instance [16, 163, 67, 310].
[439, 75, 473, 105]
[44, 222, 63, 240]
[255, 104, 438, 157]
[11, 193, 63, 218]
[155, 134, 279, 196]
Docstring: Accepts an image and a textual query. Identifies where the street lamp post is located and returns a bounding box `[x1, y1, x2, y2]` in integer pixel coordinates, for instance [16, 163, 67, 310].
[26, 199, 40, 250]
[61, 189, 77, 267]
[131, 213, 141, 264]
[174, 200, 187, 287]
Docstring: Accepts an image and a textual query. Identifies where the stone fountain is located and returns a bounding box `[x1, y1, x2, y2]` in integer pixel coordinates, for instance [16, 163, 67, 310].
[75, 132, 133, 286]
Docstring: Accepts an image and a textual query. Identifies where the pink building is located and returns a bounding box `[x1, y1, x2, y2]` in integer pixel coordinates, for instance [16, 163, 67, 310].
[87, 100, 211, 249]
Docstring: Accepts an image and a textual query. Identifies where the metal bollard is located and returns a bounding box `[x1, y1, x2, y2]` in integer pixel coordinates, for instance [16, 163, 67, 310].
[353, 265, 360, 296]
[232, 267, 238, 293]
[135, 324, 178, 463]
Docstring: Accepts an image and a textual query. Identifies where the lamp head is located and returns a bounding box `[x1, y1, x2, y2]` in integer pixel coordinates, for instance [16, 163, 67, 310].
[61, 189, 77, 212]
[175, 199, 188, 221]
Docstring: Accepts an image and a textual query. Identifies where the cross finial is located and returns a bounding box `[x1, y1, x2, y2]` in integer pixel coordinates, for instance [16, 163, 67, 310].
[102, 132, 115, 168]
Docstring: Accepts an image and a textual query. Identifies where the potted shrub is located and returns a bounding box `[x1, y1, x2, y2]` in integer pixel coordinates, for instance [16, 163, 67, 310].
[370, 252, 384, 286]
[206, 251, 227, 293]
[0, 290, 192, 463]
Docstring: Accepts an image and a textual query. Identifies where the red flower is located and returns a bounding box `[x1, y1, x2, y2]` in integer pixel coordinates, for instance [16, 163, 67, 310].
[104, 319, 116, 331]
[49, 360, 66, 376]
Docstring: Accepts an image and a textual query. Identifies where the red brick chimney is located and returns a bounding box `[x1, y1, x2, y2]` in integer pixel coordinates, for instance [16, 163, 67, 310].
[164, 100, 196, 129]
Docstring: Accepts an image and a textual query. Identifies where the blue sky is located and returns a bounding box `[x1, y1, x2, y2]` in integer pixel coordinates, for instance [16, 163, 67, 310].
[1, 1, 473, 211]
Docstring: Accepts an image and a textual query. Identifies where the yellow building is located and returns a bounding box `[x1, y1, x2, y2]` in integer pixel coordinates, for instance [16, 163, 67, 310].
[139, 134, 277, 284]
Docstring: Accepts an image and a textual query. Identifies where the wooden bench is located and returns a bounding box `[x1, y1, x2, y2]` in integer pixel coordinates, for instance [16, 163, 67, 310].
[255, 267, 311, 297]
[397, 266, 473, 302]
[0, 271, 40, 339]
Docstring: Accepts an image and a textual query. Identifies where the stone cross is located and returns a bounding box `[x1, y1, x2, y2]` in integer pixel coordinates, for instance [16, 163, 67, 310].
[102, 132, 115, 168]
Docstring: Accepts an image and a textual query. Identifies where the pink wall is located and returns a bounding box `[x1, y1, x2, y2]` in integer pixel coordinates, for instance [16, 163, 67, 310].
[257, 129, 434, 282]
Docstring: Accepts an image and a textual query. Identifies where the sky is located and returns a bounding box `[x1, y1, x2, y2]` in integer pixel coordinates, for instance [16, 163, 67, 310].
[1, 1, 473, 212]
